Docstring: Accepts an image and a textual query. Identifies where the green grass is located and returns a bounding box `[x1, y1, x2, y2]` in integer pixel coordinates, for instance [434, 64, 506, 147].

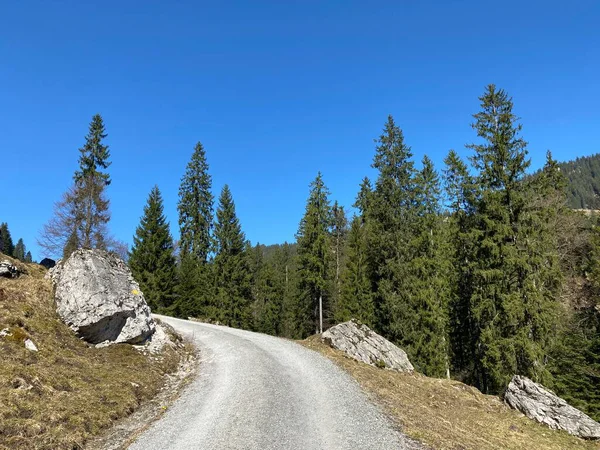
[0, 254, 191, 450]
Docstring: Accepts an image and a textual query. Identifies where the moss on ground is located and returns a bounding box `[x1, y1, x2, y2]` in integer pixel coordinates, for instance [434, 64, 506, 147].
[0, 254, 192, 450]
[301, 336, 600, 450]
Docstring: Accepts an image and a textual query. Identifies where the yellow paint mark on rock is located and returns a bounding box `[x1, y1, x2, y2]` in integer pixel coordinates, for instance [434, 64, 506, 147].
[132, 289, 140, 295]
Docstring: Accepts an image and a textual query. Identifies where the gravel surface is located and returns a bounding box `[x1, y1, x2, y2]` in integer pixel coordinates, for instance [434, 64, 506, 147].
[129, 315, 423, 450]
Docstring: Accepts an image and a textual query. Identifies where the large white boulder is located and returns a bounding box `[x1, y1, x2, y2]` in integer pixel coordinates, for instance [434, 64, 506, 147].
[48, 249, 155, 345]
[322, 320, 414, 372]
[504, 375, 600, 439]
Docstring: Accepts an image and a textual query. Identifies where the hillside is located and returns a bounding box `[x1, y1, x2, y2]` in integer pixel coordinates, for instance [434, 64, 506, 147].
[560, 153, 600, 209]
[0, 254, 193, 450]
[302, 337, 600, 450]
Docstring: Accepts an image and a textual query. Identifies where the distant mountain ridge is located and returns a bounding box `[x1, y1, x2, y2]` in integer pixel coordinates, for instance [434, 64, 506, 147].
[560, 153, 600, 209]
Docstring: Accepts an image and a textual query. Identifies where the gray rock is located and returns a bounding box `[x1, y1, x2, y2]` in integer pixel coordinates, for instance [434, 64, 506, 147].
[48, 249, 155, 345]
[24, 338, 38, 352]
[504, 375, 600, 439]
[39, 258, 56, 269]
[0, 260, 19, 278]
[322, 319, 414, 372]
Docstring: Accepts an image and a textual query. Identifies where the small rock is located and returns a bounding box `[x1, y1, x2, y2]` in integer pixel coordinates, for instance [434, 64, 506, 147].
[0, 260, 19, 278]
[24, 339, 38, 352]
[322, 319, 414, 372]
[12, 377, 32, 390]
[0, 328, 10, 338]
[504, 375, 600, 439]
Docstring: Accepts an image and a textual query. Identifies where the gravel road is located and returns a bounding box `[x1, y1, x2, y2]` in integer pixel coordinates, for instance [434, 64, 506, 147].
[129, 315, 422, 450]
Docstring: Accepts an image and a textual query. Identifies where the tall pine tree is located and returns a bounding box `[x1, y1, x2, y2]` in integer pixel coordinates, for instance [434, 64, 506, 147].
[367, 116, 418, 345]
[129, 186, 177, 312]
[175, 142, 214, 318]
[249, 244, 284, 335]
[73, 114, 112, 250]
[13, 238, 26, 261]
[213, 185, 252, 328]
[329, 201, 348, 326]
[336, 215, 375, 326]
[464, 85, 559, 393]
[296, 173, 332, 337]
[443, 149, 477, 380]
[0, 223, 14, 256]
[404, 156, 452, 377]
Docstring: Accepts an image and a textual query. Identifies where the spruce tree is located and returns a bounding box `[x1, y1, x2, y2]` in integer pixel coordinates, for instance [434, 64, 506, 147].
[465, 85, 558, 393]
[405, 156, 452, 377]
[354, 177, 373, 220]
[129, 186, 178, 312]
[39, 115, 113, 258]
[0, 223, 14, 256]
[13, 238, 26, 261]
[329, 201, 348, 325]
[275, 243, 300, 338]
[296, 172, 332, 336]
[250, 244, 284, 335]
[213, 185, 252, 328]
[25, 251, 32, 263]
[73, 114, 112, 250]
[367, 116, 417, 341]
[550, 210, 600, 421]
[178, 142, 213, 261]
[175, 142, 214, 318]
[336, 215, 375, 326]
[443, 149, 477, 379]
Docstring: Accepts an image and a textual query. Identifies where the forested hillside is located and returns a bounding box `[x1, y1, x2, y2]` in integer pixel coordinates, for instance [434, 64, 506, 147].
[560, 153, 600, 209]
[40, 85, 600, 423]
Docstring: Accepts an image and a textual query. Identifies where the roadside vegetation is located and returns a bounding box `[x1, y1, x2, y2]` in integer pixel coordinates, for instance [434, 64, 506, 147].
[120, 84, 599, 420]
[0, 255, 192, 450]
[302, 337, 600, 450]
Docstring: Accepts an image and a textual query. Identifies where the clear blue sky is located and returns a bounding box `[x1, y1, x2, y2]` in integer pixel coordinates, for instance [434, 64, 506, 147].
[2, 1, 599, 261]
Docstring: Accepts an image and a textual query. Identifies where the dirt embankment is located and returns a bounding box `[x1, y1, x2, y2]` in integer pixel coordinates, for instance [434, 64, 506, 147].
[0, 254, 196, 450]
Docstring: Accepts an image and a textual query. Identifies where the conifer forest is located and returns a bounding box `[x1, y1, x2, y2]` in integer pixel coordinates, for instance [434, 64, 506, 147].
[34, 84, 600, 421]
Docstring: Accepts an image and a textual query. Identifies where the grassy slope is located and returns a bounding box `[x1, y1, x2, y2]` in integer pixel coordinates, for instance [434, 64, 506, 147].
[301, 337, 600, 450]
[0, 254, 190, 450]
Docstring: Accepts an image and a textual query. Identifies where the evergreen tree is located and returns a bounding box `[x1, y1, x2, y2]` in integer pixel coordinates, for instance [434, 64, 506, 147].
[0, 223, 14, 256]
[367, 116, 417, 342]
[177, 142, 213, 262]
[129, 186, 178, 312]
[336, 215, 375, 326]
[405, 156, 452, 377]
[443, 149, 477, 380]
[63, 227, 80, 259]
[250, 244, 284, 335]
[39, 115, 114, 258]
[13, 238, 25, 261]
[465, 85, 558, 393]
[274, 243, 300, 338]
[329, 201, 348, 325]
[73, 114, 112, 250]
[354, 177, 373, 219]
[296, 173, 332, 336]
[550, 210, 600, 421]
[25, 251, 32, 263]
[213, 185, 252, 328]
[175, 142, 214, 318]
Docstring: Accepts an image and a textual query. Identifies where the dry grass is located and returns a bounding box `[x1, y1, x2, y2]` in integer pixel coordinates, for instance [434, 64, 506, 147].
[0, 254, 192, 450]
[301, 336, 600, 450]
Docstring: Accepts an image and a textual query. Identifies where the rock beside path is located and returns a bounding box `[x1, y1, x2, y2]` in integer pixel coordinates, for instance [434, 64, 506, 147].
[322, 320, 414, 372]
[48, 249, 155, 345]
[0, 260, 20, 278]
[504, 375, 600, 439]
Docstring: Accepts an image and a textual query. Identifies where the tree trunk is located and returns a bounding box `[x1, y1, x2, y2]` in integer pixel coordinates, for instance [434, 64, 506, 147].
[319, 293, 323, 334]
